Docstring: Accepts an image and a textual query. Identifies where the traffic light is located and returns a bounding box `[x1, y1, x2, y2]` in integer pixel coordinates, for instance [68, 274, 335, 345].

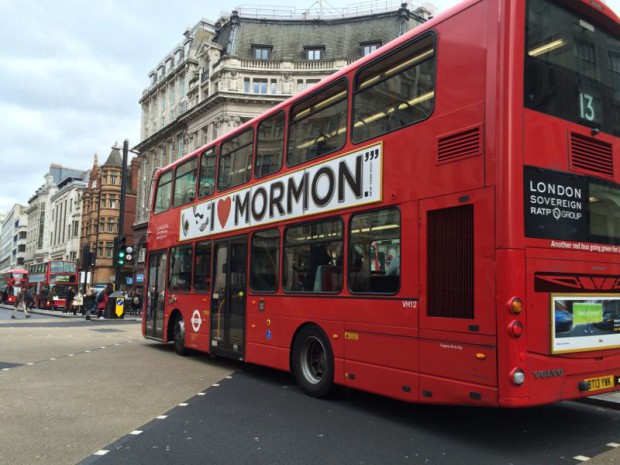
[115, 235, 133, 267]
[116, 235, 127, 266]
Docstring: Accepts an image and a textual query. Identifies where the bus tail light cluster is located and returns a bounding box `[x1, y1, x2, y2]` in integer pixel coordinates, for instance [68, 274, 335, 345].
[509, 321, 524, 338]
[509, 297, 523, 315]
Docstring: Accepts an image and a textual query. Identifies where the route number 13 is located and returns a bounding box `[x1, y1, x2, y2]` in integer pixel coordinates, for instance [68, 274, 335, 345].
[579, 92, 596, 122]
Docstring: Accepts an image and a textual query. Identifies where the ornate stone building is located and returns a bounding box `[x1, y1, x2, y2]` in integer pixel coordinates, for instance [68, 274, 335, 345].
[80, 147, 137, 287]
[131, 2, 431, 276]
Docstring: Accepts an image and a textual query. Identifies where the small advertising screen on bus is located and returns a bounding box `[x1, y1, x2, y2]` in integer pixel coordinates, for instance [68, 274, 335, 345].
[551, 295, 620, 353]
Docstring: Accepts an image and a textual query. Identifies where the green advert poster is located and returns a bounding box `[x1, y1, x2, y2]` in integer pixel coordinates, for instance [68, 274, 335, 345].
[572, 302, 603, 326]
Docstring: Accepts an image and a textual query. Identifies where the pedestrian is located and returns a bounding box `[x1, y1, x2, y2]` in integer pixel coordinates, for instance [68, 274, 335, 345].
[40, 284, 50, 309]
[84, 286, 94, 315]
[1, 287, 7, 305]
[64, 287, 75, 314]
[97, 283, 113, 319]
[25, 286, 34, 311]
[132, 291, 142, 316]
[11, 288, 30, 319]
[73, 289, 83, 315]
[148, 285, 157, 319]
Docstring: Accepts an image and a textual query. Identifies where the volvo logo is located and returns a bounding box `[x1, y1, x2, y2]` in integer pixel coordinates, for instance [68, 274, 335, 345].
[533, 369, 564, 379]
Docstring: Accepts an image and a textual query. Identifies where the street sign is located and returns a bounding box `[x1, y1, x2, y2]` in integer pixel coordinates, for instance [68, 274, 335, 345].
[115, 298, 124, 318]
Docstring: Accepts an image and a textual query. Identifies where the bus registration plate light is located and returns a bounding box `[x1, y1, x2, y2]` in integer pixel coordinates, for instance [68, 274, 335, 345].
[580, 375, 615, 392]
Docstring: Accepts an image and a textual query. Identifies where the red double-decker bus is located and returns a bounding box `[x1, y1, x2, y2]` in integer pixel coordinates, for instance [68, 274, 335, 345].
[144, 0, 620, 407]
[0, 269, 28, 304]
[28, 261, 78, 310]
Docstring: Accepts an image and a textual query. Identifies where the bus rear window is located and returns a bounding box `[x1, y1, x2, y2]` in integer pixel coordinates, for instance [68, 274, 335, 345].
[352, 34, 436, 143]
[525, 0, 620, 135]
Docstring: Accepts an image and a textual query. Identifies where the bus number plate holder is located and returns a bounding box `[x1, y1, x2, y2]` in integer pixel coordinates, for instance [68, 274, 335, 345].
[583, 375, 615, 392]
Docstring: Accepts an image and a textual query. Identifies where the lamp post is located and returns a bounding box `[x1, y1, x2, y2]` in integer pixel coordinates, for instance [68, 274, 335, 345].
[114, 140, 129, 289]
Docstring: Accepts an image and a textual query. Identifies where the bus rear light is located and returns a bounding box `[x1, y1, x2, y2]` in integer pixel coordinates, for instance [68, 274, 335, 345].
[509, 321, 524, 338]
[511, 368, 526, 386]
[509, 297, 523, 315]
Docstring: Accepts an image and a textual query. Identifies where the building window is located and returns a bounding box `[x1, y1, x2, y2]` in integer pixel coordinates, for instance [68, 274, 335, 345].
[253, 78, 268, 94]
[361, 42, 381, 56]
[110, 174, 118, 185]
[252, 45, 272, 60]
[297, 79, 320, 92]
[105, 242, 114, 258]
[107, 219, 116, 233]
[305, 47, 324, 60]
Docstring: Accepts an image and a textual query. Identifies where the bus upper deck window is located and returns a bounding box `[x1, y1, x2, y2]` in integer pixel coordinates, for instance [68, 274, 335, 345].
[287, 79, 348, 167]
[153, 171, 173, 214]
[352, 34, 436, 143]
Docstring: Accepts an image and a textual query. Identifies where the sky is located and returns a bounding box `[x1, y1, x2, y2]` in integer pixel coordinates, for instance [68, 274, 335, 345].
[0, 0, 618, 214]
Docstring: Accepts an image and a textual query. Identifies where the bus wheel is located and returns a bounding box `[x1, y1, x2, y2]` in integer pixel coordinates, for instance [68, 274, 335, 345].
[173, 316, 189, 356]
[292, 325, 334, 398]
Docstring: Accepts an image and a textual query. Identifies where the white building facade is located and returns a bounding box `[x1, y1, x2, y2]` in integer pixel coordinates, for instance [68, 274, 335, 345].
[0, 204, 28, 272]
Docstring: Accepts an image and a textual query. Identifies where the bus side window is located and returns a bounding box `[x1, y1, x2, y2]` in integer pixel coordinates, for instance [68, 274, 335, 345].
[199, 147, 216, 198]
[218, 127, 254, 191]
[172, 157, 198, 208]
[154, 170, 173, 214]
[250, 229, 280, 292]
[193, 241, 211, 292]
[169, 245, 192, 291]
[256, 110, 285, 179]
[352, 33, 436, 144]
[349, 208, 401, 294]
[283, 219, 343, 293]
[287, 79, 348, 167]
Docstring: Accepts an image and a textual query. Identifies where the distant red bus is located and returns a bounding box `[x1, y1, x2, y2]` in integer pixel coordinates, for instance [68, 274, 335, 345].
[144, 0, 620, 407]
[0, 269, 28, 304]
[27, 261, 78, 310]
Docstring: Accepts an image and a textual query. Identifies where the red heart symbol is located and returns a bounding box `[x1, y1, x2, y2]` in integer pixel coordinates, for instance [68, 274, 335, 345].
[217, 197, 232, 228]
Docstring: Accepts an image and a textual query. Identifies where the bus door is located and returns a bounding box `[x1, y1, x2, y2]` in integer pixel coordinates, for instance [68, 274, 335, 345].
[146, 250, 167, 340]
[210, 236, 247, 360]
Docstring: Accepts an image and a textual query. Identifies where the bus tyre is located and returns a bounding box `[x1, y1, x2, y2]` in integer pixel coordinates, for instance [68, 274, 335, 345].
[292, 325, 334, 398]
[173, 317, 189, 356]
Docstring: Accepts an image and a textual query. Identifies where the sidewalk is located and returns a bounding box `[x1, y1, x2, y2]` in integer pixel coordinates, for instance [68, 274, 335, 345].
[1, 303, 141, 321]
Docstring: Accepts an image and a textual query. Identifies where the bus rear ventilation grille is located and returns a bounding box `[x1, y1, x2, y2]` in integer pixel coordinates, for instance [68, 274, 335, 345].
[570, 133, 613, 177]
[437, 126, 482, 164]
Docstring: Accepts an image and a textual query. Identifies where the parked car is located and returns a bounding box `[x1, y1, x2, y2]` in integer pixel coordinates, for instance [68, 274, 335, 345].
[555, 309, 573, 333]
[593, 310, 620, 331]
